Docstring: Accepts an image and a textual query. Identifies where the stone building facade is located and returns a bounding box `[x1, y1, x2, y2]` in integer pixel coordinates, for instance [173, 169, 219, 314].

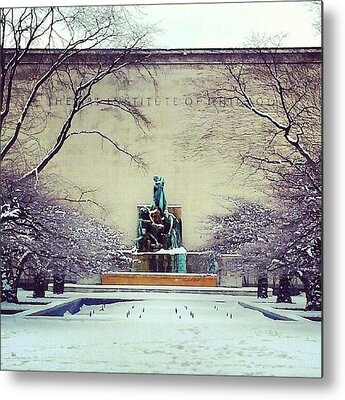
[4, 47, 322, 251]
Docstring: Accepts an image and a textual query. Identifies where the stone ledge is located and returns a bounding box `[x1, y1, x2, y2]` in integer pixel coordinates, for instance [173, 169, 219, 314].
[101, 272, 217, 287]
[238, 301, 296, 321]
[47, 283, 273, 296]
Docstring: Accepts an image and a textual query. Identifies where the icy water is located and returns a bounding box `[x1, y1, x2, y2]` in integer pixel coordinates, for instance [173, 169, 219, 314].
[1, 294, 321, 377]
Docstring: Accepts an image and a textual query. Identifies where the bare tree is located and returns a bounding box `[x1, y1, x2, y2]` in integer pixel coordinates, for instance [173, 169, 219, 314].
[307, 1, 322, 35]
[224, 45, 321, 310]
[1, 171, 129, 302]
[203, 201, 285, 299]
[0, 5, 155, 302]
[189, 43, 321, 310]
[0, 5, 154, 180]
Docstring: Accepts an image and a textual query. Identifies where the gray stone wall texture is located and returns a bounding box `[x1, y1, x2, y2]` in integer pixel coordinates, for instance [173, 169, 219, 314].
[3, 48, 321, 250]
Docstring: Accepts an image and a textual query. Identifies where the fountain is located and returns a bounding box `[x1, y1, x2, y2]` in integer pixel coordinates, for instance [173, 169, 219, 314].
[100, 175, 219, 287]
[132, 175, 187, 273]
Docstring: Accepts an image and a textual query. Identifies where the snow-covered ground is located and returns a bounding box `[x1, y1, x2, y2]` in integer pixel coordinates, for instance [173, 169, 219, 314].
[1, 289, 321, 377]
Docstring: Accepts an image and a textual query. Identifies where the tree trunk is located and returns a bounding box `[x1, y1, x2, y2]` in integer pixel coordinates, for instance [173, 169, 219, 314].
[257, 275, 268, 298]
[53, 274, 65, 294]
[298, 270, 322, 311]
[33, 271, 47, 298]
[276, 273, 292, 303]
[1, 265, 20, 303]
[1, 276, 19, 303]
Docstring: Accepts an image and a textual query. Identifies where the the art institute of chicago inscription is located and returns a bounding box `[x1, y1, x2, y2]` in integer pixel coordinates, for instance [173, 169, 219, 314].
[47, 95, 278, 108]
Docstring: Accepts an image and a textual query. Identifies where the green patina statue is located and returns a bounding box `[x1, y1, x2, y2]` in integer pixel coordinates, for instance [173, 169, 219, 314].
[136, 176, 182, 253]
[152, 175, 167, 215]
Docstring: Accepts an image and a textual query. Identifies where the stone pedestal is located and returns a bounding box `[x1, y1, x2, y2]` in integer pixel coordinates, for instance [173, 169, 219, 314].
[132, 247, 187, 273]
[218, 254, 242, 287]
[219, 273, 243, 288]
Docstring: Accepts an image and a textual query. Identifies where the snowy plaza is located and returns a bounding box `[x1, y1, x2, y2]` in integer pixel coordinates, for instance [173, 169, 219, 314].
[1, 2, 322, 380]
[1, 288, 322, 377]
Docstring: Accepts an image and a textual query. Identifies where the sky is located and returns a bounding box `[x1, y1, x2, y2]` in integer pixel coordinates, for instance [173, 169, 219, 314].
[2, 0, 322, 48]
[138, 1, 322, 48]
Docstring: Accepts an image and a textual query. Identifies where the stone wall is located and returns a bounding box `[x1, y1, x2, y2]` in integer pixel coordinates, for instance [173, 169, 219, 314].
[3, 48, 321, 250]
[186, 252, 211, 274]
